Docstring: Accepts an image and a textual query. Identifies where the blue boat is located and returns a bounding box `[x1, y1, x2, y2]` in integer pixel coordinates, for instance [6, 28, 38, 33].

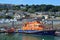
[18, 30, 56, 35]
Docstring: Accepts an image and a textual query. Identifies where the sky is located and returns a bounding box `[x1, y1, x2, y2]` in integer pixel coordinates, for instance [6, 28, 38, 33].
[0, 0, 60, 5]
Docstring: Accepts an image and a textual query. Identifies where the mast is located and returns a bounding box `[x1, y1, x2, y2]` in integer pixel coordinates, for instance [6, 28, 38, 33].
[52, 19, 53, 29]
[12, 21, 14, 27]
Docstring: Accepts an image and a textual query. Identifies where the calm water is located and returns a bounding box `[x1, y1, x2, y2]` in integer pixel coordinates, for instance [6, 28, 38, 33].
[0, 33, 60, 40]
[0, 20, 60, 40]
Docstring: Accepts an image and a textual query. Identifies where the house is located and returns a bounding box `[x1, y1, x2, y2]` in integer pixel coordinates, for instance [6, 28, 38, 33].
[8, 10, 16, 13]
[20, 5, 26, 9]
[2, 10, 6, 13]
[56, 17, 60, 19]
[0, 12, 5, 16]
[14, 13, 21, 19]
[5, 12, 14, 16]
[30, 14, 36, 17]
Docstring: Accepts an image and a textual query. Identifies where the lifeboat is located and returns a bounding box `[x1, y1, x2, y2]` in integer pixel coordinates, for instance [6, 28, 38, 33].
[18, 21, 56, 35]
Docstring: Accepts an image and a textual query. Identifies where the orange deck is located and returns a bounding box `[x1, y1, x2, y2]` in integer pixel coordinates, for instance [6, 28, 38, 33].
[22, 21, 44, 30]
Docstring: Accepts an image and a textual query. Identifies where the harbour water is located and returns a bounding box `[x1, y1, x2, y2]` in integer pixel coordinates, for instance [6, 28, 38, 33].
[0, 20, 60, 40]
[0, 33, 60, 40]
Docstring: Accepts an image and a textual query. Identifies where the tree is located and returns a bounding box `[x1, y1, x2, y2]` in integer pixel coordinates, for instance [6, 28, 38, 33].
[28, 8, 35, 13]
[49, 7, 58, 12]
[5, 15, 14, 19]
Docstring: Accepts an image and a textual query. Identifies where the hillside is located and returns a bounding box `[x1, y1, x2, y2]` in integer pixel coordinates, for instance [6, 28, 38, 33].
[0, 4, 60, 12]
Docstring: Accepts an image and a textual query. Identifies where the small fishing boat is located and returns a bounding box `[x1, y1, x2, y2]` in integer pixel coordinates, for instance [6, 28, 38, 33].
[18, 20, 56, 35]
[5, 27, 15, 33]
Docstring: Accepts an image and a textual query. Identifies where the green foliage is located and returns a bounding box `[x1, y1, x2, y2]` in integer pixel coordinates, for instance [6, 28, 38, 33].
[4, 15, 14, 19]
[19, 4, 60, 12]
[0, 16, 4, 18]
[13, 5, 21, 10]
[0, 15, 14, 19]
[28, 8, 35, 13]
[0, 4, 60, 12]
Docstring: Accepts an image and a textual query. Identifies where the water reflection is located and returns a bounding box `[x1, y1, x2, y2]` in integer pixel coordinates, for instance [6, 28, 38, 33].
[0, 33, 23, 40]
[22, 34, 55, 40]
[0, 33, 60, 40]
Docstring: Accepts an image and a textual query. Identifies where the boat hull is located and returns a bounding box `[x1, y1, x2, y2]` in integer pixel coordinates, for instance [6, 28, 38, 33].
[18, 30, 56, 35]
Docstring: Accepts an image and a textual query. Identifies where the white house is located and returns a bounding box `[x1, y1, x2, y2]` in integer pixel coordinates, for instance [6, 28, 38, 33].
[14, 13, 21, 19]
